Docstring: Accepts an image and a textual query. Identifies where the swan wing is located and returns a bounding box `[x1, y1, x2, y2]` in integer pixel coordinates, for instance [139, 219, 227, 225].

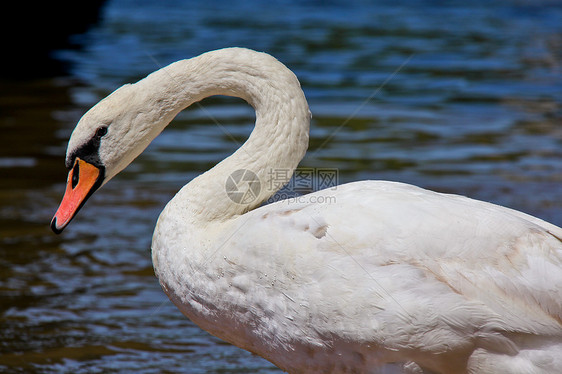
[222, 181, 561, 356]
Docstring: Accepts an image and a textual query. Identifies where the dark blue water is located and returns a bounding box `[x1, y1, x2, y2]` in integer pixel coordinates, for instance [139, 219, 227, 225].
[1, 0, 561, 372]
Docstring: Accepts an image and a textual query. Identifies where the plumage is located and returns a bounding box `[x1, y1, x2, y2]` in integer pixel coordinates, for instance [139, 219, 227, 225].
[52, 48, 562, 373]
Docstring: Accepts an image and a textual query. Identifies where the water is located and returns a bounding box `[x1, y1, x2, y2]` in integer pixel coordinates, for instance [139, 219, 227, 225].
[1, 0, 561, 372]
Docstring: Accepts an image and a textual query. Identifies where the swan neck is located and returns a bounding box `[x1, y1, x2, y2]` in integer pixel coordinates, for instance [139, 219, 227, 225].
[144, 49, 310, 222]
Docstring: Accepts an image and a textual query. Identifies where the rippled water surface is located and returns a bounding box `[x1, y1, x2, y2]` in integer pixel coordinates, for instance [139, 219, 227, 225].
[1, 0, 561, 372]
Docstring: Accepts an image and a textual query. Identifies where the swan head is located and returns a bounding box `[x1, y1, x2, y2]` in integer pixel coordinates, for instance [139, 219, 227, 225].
[51, 82, 161, 234]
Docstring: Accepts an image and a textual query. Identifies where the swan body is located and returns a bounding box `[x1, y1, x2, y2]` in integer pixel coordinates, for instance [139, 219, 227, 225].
[52, 48, 562, 373]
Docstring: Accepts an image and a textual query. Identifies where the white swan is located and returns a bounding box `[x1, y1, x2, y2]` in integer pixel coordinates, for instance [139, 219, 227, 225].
[51, 48, 562, 373]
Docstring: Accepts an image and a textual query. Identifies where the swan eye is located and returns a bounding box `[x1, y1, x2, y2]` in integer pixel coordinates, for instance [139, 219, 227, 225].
[95, 126, 108, 138]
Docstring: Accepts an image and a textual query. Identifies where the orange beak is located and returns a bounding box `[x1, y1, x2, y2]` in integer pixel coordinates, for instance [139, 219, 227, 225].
[51, 158, 102, 234]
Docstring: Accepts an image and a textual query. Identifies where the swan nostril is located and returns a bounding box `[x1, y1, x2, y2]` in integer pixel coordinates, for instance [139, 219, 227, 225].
[71, 161, 79, 189]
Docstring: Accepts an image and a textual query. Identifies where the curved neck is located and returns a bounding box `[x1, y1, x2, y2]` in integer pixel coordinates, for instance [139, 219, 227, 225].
[139, 48, 310, 222]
